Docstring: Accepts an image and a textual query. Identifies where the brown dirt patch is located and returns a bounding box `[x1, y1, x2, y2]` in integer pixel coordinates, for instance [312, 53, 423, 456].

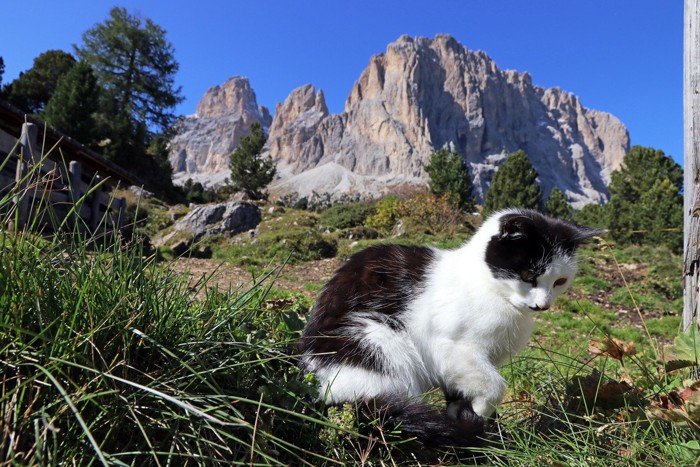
[168, 257, 340, 300]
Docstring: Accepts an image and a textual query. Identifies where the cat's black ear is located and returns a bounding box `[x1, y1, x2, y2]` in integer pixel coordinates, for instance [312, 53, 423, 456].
[499, 217, 529, 240]
[572, 225, 607, 243]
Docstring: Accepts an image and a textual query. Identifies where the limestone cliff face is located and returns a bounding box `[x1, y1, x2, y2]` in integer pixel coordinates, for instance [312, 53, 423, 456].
[168, 76, 272, 186]
[266, 34, 629, 207]
[169, 35, 629, 207]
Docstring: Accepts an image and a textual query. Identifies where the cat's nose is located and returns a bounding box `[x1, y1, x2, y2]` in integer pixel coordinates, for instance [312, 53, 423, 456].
[530, 304, 550, 311]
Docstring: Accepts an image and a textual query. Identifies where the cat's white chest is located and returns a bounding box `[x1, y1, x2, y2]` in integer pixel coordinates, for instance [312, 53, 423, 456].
[407, 248, 536, 368]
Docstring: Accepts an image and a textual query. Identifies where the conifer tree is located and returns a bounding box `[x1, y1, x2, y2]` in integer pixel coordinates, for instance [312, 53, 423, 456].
[75, 7, 182, 168]
[607, 145, 683, 250]
[425, 148, 476, 212]
[545, 187, 573, 220]
[43, 62, 100, 145]
[573, 203, 607, 229]
[3, 50, 76, 114]
[483, 150, 542, 214]
[229, 123, 276, 200]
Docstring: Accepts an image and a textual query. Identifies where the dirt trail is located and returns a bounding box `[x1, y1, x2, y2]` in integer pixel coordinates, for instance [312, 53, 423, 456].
[169, 257, 340, 300]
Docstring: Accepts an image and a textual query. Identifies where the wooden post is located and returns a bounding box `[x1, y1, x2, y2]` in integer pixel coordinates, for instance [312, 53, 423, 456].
[90, 182, 103, 231]
[22, 122, 39, 166]
[10, 123, 39, 230]
[68, 160, 83, 230]
[684, 0, 700, 329]
[12, 148, 27, 231]
[117, 197, 127, 231]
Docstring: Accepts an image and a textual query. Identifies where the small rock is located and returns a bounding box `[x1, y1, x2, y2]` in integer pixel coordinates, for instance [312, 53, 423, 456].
[231, 191, 251, 202]
[392, 219, 406, 237]
[130, 185, 154, 199]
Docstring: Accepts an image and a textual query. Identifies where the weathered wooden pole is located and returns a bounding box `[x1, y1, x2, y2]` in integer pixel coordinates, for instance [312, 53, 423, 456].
[90, 182, 103, 231]
[68, 160, 83, 230]
[11, 123, 39, 230]
[684, 0, 700, 329]
[117, 197, 127, 231]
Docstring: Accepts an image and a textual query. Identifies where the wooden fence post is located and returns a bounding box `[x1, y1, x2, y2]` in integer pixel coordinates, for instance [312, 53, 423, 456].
[90, 182, 103, 231]
[68, 160, 83, 230]
[22, 122, 39, 165]
[11, 123, 39, 230]
[684, 0, 700, 329]
[117, 197, 127, 231]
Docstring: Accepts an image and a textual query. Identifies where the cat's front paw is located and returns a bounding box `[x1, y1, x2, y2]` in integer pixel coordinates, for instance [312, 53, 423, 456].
[470, 375, 506, 418]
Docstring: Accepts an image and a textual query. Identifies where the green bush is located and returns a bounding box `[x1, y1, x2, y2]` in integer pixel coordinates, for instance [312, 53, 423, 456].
[397, 191, 470, 235]
[364, 195, 402, 233]
[365, 191, 471, 237]
[263, 228, 338, 263]
[318, 200, 376, 229]
[215, 228, 337, 266]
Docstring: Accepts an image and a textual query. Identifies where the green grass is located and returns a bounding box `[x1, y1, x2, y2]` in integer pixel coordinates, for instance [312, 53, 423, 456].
[0, 158, 340, 465]
[209, 207, 338, 266]
[0, 229, 333, 464]
[209, 201, 476, 266]
[3, 170, 698, 465]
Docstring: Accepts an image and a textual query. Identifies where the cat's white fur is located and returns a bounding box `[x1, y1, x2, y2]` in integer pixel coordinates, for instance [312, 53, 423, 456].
[306, 209, 579, 418]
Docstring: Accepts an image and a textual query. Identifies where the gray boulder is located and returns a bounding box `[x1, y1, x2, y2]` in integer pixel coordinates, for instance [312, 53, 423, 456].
[156, 202, 261, 253]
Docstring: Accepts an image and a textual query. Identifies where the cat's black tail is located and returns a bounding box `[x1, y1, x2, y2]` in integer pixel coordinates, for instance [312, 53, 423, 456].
[359, 395, 485, 448]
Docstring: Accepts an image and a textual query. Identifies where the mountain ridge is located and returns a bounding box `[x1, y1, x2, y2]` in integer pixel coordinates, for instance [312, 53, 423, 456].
[169, 34, 630, 208]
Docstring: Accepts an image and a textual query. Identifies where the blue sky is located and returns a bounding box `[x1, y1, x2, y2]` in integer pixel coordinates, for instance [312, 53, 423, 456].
[1, 1, 683, 165]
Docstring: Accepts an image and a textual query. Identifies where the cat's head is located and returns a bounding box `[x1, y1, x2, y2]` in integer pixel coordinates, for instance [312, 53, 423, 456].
[483, 209, 604, 312]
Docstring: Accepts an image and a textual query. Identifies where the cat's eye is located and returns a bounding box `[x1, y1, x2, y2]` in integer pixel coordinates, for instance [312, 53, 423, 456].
[554, 278, 568, 287]
[520, 270, 536, 283]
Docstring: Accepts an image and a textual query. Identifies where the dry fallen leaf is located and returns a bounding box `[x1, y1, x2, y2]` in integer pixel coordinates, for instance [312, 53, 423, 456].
[647, 380, 700, 430]
[567, 372, 638, 410]
[589, 337, 637, 363]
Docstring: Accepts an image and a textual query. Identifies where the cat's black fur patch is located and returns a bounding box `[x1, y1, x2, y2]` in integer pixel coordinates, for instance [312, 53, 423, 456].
[297, 244, 435, 372]
[485, 210, 588, 280]
[361, 394, 484, 448]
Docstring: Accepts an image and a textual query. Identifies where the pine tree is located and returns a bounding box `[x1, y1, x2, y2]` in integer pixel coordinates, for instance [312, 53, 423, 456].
[75, 7, 183, 167]
[229, 123, 276, 200]
[0, 56, 5, 87]
[43, 62, 100, 145]
[607, 145, 683, 250]
[545, 187, 573, 220]
[4, 50, 76, 114]
[573, 203, 608, 229]
[425, 148, 476, 212]
[483, 150, 542, 215]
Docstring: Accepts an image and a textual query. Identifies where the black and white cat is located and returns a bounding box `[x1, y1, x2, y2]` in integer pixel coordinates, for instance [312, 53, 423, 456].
[297, 208, 603, 447]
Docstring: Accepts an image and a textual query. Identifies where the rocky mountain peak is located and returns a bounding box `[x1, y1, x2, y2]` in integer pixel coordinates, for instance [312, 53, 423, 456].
[269, 84, 328, 134]
[169, 35, 629, 208]
[267, 34, 629, 207]
[168, 76, 272, 186]
[195, 76, 267, 120]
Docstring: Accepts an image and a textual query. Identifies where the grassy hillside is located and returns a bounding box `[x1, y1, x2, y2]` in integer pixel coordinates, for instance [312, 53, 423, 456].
[2, 187, 699, 465]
